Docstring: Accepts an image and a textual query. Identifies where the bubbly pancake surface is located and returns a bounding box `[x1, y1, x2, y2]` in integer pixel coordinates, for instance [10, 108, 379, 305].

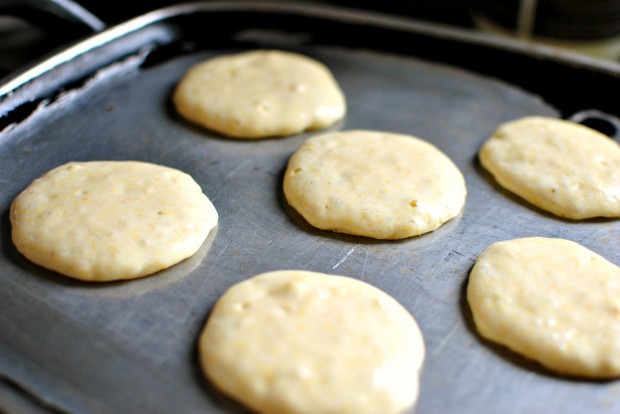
[10, 161, 218, 282]
[199, 270, 425, 414]
[479, 116, 620, 219]
[283, 130, 466, 239]
[173, 50, 346, 139]
[467, 237, 620, 378]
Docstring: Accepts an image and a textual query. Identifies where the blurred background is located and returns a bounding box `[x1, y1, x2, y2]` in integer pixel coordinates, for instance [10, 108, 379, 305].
[1, 0, 620, 80]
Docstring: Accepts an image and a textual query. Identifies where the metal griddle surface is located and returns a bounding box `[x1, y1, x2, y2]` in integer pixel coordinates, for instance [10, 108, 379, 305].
[1, 3, 619, 414]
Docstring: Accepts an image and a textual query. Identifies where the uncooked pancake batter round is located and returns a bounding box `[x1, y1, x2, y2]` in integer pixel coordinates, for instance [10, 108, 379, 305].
[173, 50, 346, 139]
[283, 129, 467, 239]
[10, 161, 218, 282]
[199, 270, 425, 414]
[467, 237, 620, 378]
[479, 116, 620, 219]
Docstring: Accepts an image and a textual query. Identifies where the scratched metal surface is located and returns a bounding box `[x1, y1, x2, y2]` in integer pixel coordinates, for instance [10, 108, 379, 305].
[1, 5, 620, 414]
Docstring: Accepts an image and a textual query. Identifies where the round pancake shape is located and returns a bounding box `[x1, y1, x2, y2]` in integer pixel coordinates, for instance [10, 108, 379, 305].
[479, 116, 620, 219]
[283, 130, 467, 239]
[467, 237, 620, 378]
[173, 50, 346, 139]
[10, 161, 218, 282]
[199, 270, 425, 414]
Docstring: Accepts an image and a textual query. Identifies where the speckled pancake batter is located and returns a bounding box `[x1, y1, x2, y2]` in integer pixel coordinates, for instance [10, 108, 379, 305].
[10, 161, 218, 282]
[199, 270, 425, 414]
[479, 116, 620, 219]
[283, 130, 466, 239]
[468, 237, 620, 378]
[173, 50, 346, 139]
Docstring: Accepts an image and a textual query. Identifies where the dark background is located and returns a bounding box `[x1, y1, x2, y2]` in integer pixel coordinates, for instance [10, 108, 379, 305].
[1, 0, 475, 79]
[79, 0, 475, 27]
[1, 0, 619, 80]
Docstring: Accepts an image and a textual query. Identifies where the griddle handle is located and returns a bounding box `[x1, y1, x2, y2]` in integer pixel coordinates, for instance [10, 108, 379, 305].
[568, 109, 620, 141]
[0, 0, 106, 36]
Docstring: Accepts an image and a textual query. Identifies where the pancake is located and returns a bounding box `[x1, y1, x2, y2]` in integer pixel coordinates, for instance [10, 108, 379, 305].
[199, 270, 425, 414]
[10, 161, 218, 281]
[283, 130, 466, 239]
[173, 50, 346, 139]
[479, 116, 620, 219]
[468, 237, 620, 378]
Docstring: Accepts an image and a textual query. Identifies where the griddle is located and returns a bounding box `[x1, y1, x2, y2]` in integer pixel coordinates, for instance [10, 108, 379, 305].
[1, 2, 619, 413]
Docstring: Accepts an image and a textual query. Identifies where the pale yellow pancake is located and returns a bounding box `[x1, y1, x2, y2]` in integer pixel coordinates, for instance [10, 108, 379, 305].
[479, 116, 620, 219]
[173, 50, 346, 139]
[199, 270, 425, 414]
[283, 130, 466, 239]
[11, 161, 218, 282]
[468, 237, 620, 378]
